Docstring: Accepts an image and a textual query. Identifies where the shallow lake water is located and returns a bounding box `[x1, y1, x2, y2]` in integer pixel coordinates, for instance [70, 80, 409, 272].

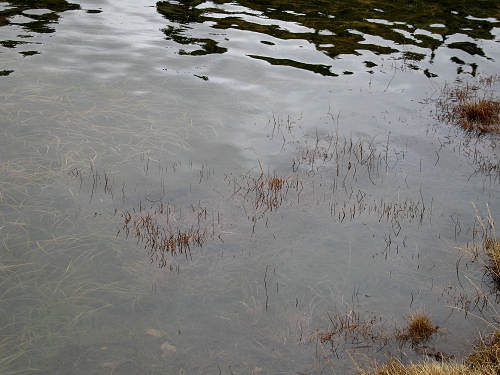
[1, 0, 500, 374]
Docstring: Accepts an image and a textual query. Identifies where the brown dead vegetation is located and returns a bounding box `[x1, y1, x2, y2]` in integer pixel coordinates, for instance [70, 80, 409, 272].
[466, 330, 500, 373]
[120, 202, 219, 268]
[359, 359, 490, 375]
[437, 76, 500, 134]
[396, 313, 439, 346]
[360, 330, 500, 375]
[318, 310, 389, 346]
[484, 237, 500, 285]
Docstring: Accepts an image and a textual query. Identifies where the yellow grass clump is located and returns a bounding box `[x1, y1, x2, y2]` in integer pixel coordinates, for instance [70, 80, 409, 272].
[455, 99, 500, 133]
[361, 330, 500, 375]
[466, 330, 500, 373]
[437, 77, 500, 134]
[359, 358, 494, 375]
[484, 238, 500, 283]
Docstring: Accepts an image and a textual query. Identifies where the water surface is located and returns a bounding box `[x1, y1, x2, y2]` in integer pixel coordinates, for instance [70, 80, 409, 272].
[1, 0, 500, 374]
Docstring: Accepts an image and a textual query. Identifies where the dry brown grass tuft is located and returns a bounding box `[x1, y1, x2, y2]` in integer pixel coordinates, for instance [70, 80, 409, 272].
[466, 330, 500, 373]
[436, 77, 500, 134]
[359, 358, 491, 375]
[484, 238, 500, 284]
[120, 203, 215, 268]
[396, 313, 439, 346]
[455, 99, 500, 133]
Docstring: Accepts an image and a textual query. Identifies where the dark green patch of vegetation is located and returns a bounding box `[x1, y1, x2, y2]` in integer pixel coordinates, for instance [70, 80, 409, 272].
[248, 54, 337, 76]
[447, 41, 485, 57]
[194, 74, 208, 81]
[450, 56, 465, 65]
[19, 50, 39, 56]
[156, 0, 500, 76]
[0, 0, 80, 49]
[0, 40, 27, 48]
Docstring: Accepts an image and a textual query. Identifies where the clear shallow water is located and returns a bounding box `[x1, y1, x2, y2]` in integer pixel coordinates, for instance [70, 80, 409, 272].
[0, 0, 499, 374]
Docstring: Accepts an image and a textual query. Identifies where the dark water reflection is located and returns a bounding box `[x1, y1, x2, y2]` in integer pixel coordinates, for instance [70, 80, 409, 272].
[157, 0, 499, 76]
[0, 0, 80, 69]
[0, 0, 79, 34]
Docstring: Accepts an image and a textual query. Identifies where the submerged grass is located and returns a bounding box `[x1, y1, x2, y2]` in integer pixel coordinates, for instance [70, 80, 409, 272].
[0, 155, 146, 373]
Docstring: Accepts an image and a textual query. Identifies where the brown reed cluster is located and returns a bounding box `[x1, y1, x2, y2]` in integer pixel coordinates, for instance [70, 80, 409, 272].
[456, 99, 499, 133]
[121, 203, 210, 268]
[484, 237, 500, 286]
[294, 132, 383, 179]
[269, 114, 388, 182]
[231, 168, 303, 215]
[437, 77, 500, 134]
[328, 195, 426, 232]
[395, 313, 439, 346]
[466, 330, 500, 373]
[253, 174, 293, 211]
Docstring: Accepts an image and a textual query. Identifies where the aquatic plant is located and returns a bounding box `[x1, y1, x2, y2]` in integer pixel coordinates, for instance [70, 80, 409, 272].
[317, 310, 389, 348]
[229, 163, 303, 230]
[120, 202, 220, 268]
[436, 75, 500, 134]
[396, 313, 439, 346]
[455, 99, 500, 133]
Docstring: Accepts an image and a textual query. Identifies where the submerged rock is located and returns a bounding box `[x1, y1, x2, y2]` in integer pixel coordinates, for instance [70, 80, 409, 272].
[161, 341, 177, 355]
[145, 328, 166, 338]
